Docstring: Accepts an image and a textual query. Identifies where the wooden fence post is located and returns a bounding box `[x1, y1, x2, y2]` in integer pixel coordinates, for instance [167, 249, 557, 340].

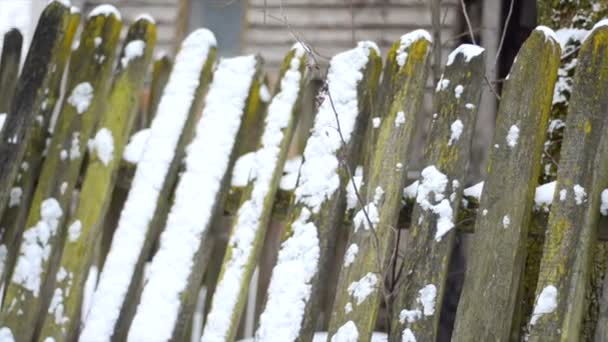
[145, 55, 172, 128]
[0, 11, 79, 294]
[527, 22, 608, 341]
[79, 28, 217, 342]
[128, 55, 262, 342]
[389, 43, 485, 342]
[451, 27, 560, 341]
[0, 29, 23, 116]
[326, 31, 432, 341]
[254, 41, 381, 342]
[0, 1, 73, 231]
[0, 7, 123, 341]
[37, 17, 157, 342]
[200, 45, 307, 342]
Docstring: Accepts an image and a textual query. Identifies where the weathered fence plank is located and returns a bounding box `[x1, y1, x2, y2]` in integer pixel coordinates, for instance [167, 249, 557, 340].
[254, 41, 381, 342]
[389, 43, 485, 342]
[0, 7, 123, 341]
[527, 22, 608, 341]
[201, 45, 307, 342]
[326, 31, 432, 341]
[0, 0, 73, 234]
[79, 28, 217, 342]
[451, 27, 560, 341]
[37, 17, 157, 342]
[144, 54, 171, 128]
[0, 29, 23, 116]
[128, 55, 262, 342]
[0, 11, 79, 294]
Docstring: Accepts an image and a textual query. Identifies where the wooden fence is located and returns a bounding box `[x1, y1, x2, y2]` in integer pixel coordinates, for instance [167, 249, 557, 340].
[0, 2, 608, 342]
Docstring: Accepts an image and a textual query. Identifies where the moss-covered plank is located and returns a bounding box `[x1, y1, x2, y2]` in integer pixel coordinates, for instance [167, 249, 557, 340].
[0, 1, 74, 229]
[254, 42, 381, 342]
[325, 31, 432, 341]
[37, 18, 156, 342]
[0, 29, 23, 116]
[201, 46, 307, 342]
[144, 55, 171, 128]
[0, 7, 122, 341]
[527, 23, 608, 341]
[389, 43, 485, 342]
[128, 55, 262, 342]
[451, 27, 560, 341]
[0, 11, 79, 294]
[79, 29, 217, 342]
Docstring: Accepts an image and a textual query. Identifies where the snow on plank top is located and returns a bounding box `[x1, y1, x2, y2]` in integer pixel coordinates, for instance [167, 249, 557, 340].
[201, 45, 306, 342]
[396, 29, 432, 67]
[79, 29, 216, 342]
[256, 41, 377, 342]
[446, 44, 485, 66]
[128, 55, 258, 342]
[535, 25, 558, 43]
[88, 4, 121, 20]
[294, 41, 377, 213]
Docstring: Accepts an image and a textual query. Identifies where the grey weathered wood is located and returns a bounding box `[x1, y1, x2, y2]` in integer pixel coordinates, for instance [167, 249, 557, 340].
[144, 55, 171, 128]
[326, 32, 432, 341]
[0, 29, 23, 116]
[389, 44, 484, 342]
[527, 25, 608, 342]
[0, 1, 73, 226]
[451, 28, 560, 341]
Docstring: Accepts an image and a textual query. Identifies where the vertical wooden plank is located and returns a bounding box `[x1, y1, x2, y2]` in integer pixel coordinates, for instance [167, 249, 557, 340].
[201, 46, 307, 342]
[254, 42, 381, 342]
[451, 27, 560, 341]
[326, 31, 432, 341]
[389, 44, 485, 342]
[527, 22, 608, 341]
[0, 6, 123, 341]
[128, 55, 262, 342]
[37, 18, 157, 342]
[0, 1, 73, 229]
[145, 55, 172, 127]
[0, 29, 23, 116]
[0, 11, 79, 294]
[80, 29, 217, 342]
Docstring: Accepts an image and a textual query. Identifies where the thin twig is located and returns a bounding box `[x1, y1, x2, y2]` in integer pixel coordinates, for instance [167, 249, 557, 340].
[495, 0, 514, 65]
[459, 0, 477, 44]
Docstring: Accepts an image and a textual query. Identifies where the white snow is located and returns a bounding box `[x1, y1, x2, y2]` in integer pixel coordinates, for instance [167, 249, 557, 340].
[67, 220, 81, 242]
[130, 54, 258, 342]
[231, 152, 256, 187]
[530, 285, 558, 325]
[535, 25, 558, 42]
[353, 203, 379, 232]
[259, 84, 271, 103]
[123, 128, 150, 164]
[67, 82, 93, 114]
[448, 119, 463, 146]
[255, 209, 320, 342]
[81, 266, 98, 322]
[573, 184, 587, 205]
[69, 132, 81, 160]
[559, 188, 567, 202]
[402, 328, 417, 342]
[0, 113, 6, 132]
[436, 78, 450, 92]
[343, 244, 359, 267]
[346, 166, 363, 210]
[347, 273, 378, 305]
[418, 284, 437, 316]
[135, 13, 155, 24]
[11, 198, 63, 297]
[463, 182, 483, 199]
[344, 302, 352, 314]
[331, 321, 359, 342]
[506, 125, 520, 147]
[256, 42, 376, 342]
[555, 28, 589, 50]
[601, 189, 608, 216]
[120, 40, 145, 69]
[200, 45, 305, 342]
[534, 181, 556, 209]
[279, 156, 302, 191]
[403, 181, 419, 200]
[372, 117, 381, 128]
[395, 30, 432, 67]
[395, 111, 406, 127]
[9, 187, 22, 208]
[88, 4, 121, 20]
[91, 128, 114, 166]
[502, 215, 511, 229]
[80, 29, 217, 342]
[0, 327, 14, 342]
[416, 166, 454, 241]
[399, 309, 422, 324]
[454, 85, 464, 99]
[294, 41, 376, 213]
[446, 44, 485, 66]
